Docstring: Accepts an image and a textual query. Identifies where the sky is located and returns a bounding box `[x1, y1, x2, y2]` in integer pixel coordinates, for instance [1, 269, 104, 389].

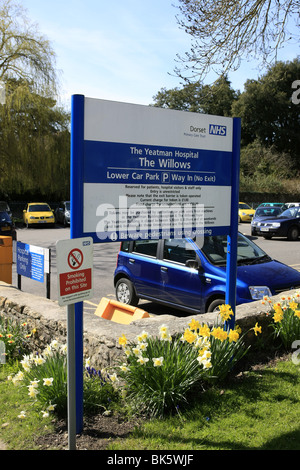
[20, 0, 299, 109]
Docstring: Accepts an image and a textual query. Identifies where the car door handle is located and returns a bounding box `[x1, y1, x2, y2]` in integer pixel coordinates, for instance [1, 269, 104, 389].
[161, 266, 168, 272]
[129, 258, 135, 263]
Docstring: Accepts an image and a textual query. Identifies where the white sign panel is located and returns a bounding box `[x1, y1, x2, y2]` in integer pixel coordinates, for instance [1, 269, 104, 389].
[56, 237, 93, 306]
[75, 97, 235, 242]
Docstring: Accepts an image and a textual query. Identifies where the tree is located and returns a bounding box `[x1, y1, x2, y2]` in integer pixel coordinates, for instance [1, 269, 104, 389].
[152, 75, 238, 116]
[174, 0, 299, 81]
[0, 0, 69, 199]
[232, 59, 300, 166]
[0, 0, 58, 95]
[0, 78, 70, 198]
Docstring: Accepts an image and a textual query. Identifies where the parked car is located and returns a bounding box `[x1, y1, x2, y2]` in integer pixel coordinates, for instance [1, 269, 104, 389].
[238, 202, 255, 222]
[23, 202, 55, 227]
[114, 233, 300, 314]
[257, 202, 287, 210]
[285, 202, 300, 208]
[0, 211, 16, 240]
[55, 201, 70, 226]
[0, 201, 12, 219]
[251, 206, 284, 236]
[252, 206, 300, 240]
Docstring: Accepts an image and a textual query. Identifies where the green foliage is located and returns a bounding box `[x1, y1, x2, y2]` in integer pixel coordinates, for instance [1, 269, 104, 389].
[263, 293, 300, 350]
[109, 359, 300, 451]
[9, 340, 121, 420]
[115, 310, 253, 417]
[0, 315, 32, 362]
[84, 366, 120, 415]
[0, 79, 70, 200]
[153, 75, 238, 116]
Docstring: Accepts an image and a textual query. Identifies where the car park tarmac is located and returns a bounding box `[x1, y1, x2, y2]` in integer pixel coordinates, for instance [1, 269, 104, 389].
[9, 223, 300, 317]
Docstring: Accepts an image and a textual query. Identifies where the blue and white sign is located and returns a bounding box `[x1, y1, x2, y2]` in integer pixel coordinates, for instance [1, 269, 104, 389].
[16, 242, 49, 283]
[71, 97, 239, 243]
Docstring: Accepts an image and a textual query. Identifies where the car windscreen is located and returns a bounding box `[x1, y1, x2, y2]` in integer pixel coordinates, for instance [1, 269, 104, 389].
[196, 233, 270, 266]
[255, 207, 282, 217]
[279, 207, 300, 219]
[28, 205, 51, 212]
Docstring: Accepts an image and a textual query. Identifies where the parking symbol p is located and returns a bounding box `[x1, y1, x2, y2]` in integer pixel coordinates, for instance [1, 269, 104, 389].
[162, 172, 170, 183]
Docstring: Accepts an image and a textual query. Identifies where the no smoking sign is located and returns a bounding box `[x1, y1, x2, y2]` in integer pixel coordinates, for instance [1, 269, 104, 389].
[56, 237, 93, 306]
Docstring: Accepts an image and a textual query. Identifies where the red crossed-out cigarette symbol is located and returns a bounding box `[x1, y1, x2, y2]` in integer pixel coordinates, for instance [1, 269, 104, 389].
[68, 248, 83, 269]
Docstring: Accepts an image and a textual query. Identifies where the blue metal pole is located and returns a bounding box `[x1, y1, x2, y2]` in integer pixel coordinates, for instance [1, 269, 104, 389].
[70, 94, 85, 434]
[225, 117, 241, 330]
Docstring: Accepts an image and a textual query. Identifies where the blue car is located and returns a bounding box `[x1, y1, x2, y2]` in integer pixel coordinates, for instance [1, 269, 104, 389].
[252, 206, 300, 240]
[114, 233, 300, 313]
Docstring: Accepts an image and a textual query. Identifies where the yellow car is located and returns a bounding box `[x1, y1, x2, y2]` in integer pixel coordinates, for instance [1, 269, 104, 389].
[23, 202, 55, 227]
[238, 202, 255, 223]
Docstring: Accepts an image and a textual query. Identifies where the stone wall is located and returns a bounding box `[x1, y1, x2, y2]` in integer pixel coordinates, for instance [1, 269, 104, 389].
[0, 281, 285, 369]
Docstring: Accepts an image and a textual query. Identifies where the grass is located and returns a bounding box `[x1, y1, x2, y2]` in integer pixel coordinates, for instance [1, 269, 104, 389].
[109, 357, 300, 451]
[0, 362, 56, 450]
[0, 356, 299, 450]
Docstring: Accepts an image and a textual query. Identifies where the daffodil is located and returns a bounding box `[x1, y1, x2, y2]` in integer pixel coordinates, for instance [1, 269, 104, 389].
[137, 356, 149, 365]
[198, 324, 211, 338]
[47, 403, 57, 412]
[211, 327, 228, 341]
[41, 410, 49, 418]
[183, 329, 197, 344]
[28, 386, 39, 398]
[120, 363, 129, 372]
[18, 411, 26, 419]
[218, 304, 233, 321]
[132, 346, 141, 356]
[118, 334, 127, 346]
[189, 319, 200, 331]
[153, 357, 164, 367]
[228, 329, 240, 343]
[109, 372, 119, 383]
[294, 310, 300, 319]
[252, 323, 262, 336]
[43, 377, 54, 386]
[289, 301, 298, 310]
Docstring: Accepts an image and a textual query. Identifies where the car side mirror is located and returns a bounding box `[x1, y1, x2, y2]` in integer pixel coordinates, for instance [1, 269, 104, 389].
[186, 259, 201, 270]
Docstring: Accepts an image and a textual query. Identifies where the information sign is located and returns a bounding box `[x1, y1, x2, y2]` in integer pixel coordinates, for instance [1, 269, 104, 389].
[56, 237, 93, 306]
[16, 242, 49, 283]
[73, 98, 235, 242]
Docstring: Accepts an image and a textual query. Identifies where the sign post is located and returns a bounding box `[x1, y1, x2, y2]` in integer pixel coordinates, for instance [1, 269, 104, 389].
[70, 94, 240, 434]
[56, 236, 93, 449]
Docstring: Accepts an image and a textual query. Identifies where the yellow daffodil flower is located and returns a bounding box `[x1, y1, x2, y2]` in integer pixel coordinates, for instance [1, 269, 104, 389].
[253, 323, 262, 336]
[189, 319, 200, 331]
[118, 334, 127, 346]
[218, 304, 233, 321]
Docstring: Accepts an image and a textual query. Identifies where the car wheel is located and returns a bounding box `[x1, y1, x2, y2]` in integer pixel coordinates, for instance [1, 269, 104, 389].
[207, 298, 225, 313]
[115, 278, 139, 306]
[287, 226, 299, 241]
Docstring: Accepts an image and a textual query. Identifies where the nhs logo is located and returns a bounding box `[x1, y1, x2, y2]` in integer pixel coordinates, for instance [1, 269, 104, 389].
[209, 124, 227, 136]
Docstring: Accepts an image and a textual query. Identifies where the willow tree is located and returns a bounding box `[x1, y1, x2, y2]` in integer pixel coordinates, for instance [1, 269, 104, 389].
[0, 0, 58, 94]
[0, 0, 70, 199]
[174, 0, 299, 81]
